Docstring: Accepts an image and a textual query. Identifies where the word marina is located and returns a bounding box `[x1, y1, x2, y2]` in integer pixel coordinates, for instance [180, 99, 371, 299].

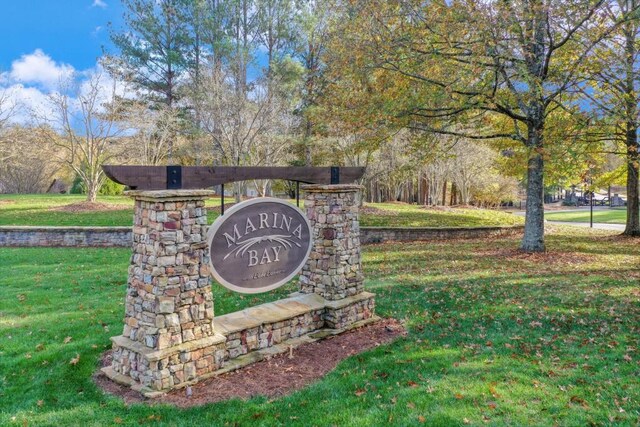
[222, 212, 304, 267]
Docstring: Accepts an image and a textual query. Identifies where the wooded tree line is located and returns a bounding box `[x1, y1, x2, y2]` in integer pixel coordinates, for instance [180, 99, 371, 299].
[1, 0, 639, 250]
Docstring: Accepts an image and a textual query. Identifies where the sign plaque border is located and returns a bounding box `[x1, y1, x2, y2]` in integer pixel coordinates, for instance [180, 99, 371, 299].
[206, 197, 313, 294]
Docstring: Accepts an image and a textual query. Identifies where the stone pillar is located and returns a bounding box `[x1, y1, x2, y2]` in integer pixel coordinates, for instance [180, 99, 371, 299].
[103, 190, 225, 396]
[299, 185, 373, 329]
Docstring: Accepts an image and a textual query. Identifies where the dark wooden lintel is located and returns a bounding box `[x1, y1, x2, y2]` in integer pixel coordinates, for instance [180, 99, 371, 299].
[102, 165, 365, 191]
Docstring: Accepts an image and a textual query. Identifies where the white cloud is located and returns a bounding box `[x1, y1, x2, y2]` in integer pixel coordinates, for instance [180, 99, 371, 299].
[92, 0, 107, 8]
[1, 84, 55, 124]
[9, 49, 75, 91]
[1, 50, 130, 127]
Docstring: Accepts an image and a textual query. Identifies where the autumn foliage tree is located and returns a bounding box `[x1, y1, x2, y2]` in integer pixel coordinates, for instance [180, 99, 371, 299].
[582, 0, 640, 236]
[323, 0, 625, 251]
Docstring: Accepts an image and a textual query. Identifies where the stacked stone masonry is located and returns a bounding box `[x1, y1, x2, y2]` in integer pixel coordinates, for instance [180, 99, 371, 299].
[105, 187, 375, 396]
[0, 225, 524, 247]
[325, 297, 375, 330]
[299, 185, 364, 300]
[0, 226, 131, 247]
[360, 225, 523, 244]
[109, 190, 220, 391]
[222, 309, 325, 359]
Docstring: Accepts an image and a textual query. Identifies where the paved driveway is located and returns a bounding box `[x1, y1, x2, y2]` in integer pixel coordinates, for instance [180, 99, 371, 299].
[545, 221, 625, 231]
[512, 209, 625, 231]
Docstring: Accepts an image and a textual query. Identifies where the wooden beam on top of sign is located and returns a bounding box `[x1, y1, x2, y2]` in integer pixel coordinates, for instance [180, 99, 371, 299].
[102, 165, 366, 190]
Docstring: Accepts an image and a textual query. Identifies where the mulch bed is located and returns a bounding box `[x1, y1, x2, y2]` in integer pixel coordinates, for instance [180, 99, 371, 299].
[95, 318, 405, 407]
[51, 202, 130, 213]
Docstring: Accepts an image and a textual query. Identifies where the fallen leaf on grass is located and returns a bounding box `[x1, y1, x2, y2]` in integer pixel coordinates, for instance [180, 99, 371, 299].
[489, 386, 501, 398]
[63, 336, 72, 344]
[69, 354, 80, 365]
[418, 415, 426, 423]
[570, 396, 589, 409]
[354, 389, 366, 396]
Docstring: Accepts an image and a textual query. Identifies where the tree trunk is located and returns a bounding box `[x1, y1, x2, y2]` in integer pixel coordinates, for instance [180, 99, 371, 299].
[521, 127, 546, 252]
[304, 119, 313, 166]
[442, 181, 447, 206]
[624, 124, 640, 235]
[450, 182, 457, 205]
[87, 182, 99, 203]
[623, 18, 640, 236]
[234, 182, 242, 203]
[424, 177, 429, 205]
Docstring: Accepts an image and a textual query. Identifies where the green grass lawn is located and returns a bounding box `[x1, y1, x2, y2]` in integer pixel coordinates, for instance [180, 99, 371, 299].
[1, 226, 638, 426]
[545, 208, 628, 224]
[0, 194, 523, 228]
[0, 194, 135, 227]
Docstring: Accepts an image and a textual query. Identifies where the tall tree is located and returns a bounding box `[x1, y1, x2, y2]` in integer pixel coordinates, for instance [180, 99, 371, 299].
[291, 0, 331, 165]
[107, 0, 190, 159]
[108, 0, 189, 108]
[256, 0, 295, 70]
[582, 0, 640, 235]
[42, 73, 127, 202]
[326, 0, 623, 251]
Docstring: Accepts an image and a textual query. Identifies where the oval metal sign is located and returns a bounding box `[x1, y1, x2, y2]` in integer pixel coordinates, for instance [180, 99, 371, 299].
[206, 198, 312, 294]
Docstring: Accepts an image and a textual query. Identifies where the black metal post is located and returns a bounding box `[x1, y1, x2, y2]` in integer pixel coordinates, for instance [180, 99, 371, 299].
[330, 166, 340, 184]
[221, 184, 225, 216]
[590, 189, 593, 228]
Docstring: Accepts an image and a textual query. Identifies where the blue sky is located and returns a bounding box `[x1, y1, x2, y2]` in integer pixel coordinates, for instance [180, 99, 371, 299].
[0, 1, 125, 123]
[0, 0, 123, 71]
[0, 1, 267, 124]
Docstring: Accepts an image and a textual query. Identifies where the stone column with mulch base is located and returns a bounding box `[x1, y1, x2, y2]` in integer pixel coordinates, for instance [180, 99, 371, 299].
[102, 190, 226, 397]
[299, 184, 375, 329]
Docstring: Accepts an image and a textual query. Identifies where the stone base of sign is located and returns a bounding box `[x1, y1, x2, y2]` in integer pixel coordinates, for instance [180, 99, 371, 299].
[104, 186, 376, 397]
[102, 291, 376, 397]
[324, 293, 376, 329]
[104, 332, 227, 395]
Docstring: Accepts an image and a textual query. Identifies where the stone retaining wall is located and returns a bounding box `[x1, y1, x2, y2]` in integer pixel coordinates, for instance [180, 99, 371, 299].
[0, 225, 524, 248]
[0, 226, 132, 247]
[360, 225, 524, 244]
